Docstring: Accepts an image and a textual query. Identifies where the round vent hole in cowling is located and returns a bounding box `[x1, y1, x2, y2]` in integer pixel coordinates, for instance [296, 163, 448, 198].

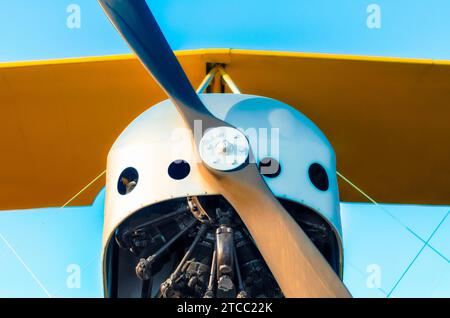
[117, 167, 139, 195]
[168, 160, 191, 180]
[308, 163, 329, 191]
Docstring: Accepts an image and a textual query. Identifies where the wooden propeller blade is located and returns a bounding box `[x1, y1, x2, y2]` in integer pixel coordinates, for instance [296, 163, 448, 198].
[199, 161, 351, 297]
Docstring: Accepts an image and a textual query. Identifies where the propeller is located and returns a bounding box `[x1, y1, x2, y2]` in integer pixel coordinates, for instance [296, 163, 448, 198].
[98, 0, 351, 298]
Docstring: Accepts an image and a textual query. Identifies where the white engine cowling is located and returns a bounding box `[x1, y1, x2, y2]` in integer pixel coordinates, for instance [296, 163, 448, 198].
[102, 94, 343, 295]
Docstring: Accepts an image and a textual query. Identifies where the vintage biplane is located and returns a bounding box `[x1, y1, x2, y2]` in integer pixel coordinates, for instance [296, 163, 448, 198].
[0, 0, 449, 298]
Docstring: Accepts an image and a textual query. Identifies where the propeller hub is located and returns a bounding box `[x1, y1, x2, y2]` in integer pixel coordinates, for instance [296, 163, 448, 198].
[216, 140, 232, 155]
[199, 127, 250, 171]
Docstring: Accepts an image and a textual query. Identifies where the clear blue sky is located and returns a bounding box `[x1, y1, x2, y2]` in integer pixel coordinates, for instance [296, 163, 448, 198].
[1, 0, 450, 62]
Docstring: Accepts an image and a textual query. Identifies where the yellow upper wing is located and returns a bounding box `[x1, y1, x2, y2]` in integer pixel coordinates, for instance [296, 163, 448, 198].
[1, 49, 449, 209]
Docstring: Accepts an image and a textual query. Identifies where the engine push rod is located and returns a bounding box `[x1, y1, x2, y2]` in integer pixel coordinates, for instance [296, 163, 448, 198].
[204, 249, 217, 298]
[121, 206, 190, 238]
[234, 246, 247, 298]
[166, 223, 209, 282]
[135, 218, 198, 281]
